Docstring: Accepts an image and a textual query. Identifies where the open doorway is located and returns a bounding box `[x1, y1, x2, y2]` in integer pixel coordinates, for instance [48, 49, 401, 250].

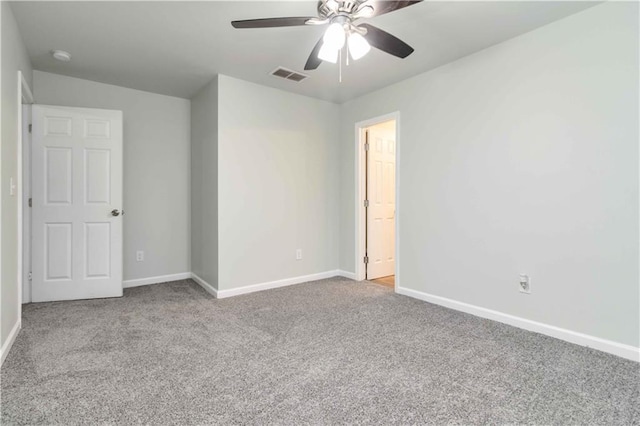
[19, 71, 34, 308]
[355, 113, 399, 290]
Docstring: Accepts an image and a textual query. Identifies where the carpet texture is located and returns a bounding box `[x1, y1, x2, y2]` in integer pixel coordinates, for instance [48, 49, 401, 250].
[1, 277, 638, 425]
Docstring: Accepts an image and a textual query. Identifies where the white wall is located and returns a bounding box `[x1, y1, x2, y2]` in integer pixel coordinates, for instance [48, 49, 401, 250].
[339, 2, 639, 347]
[217, 75, 341, 290]
[191, 77, 218, 287]
[1, 2, 33, 352]
[33, 71, 191, 282]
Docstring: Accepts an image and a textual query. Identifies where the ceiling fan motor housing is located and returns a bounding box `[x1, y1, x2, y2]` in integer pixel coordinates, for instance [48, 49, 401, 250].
[318, 0, 365, 19]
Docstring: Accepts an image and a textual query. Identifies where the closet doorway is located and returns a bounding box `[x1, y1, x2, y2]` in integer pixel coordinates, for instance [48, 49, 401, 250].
[355, 113, 398, 289]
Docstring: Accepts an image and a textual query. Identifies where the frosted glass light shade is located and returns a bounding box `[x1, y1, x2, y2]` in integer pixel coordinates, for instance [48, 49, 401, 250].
[318, 42, 339, 63]
[348, 33, 371, 60]
[323, 22, 346, 50]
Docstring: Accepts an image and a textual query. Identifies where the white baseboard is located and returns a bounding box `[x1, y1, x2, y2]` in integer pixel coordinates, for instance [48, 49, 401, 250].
[1, 320, 21, 367]
[216, 270, 340, 299]
[337, 270, 357, 280]
[123, 272, 192, 288]
[190, 273, 218, 298]
[396, 286, 639, 362]
[125, 270, 346, 299]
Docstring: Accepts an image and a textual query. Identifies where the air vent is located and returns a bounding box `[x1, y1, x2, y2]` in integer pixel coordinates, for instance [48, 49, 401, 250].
[270, 67, 309, 82]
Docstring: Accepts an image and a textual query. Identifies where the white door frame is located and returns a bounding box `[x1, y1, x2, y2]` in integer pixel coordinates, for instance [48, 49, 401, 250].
[354, 111, 400, 290]
[18, 71, 34, 308]
[21, 103, 32, 304]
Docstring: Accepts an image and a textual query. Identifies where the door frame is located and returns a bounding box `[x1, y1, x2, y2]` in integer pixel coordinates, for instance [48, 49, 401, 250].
[354, 111, 400, 290]
[18, 71, 34, 307]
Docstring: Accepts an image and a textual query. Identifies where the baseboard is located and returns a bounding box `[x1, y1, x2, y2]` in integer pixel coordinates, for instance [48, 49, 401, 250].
[190, 273, 218, 298]
[125, 270, 345, 299]
[1, 320, 21, 367]
[123, 272, 192, 288]
[337, 270, 357, 280]
[216, 270, 340, 299]
[396, 286, 639, 362]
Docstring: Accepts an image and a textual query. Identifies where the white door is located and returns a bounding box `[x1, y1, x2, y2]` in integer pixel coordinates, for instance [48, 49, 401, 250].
[366, 121, 396, 280]
[31, 105, 123, 302]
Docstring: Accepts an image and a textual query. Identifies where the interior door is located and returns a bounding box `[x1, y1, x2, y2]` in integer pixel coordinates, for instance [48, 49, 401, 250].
[367, 121, 396, 280]
[31, 105, 123, 302]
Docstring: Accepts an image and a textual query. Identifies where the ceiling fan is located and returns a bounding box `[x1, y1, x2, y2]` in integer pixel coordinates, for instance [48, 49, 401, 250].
[231, 0, 422, 71]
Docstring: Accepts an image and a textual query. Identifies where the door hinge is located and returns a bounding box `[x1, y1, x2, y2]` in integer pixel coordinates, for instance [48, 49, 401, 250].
[28, 198, 32, 207]
[364, 142, 370, 151]
[364, 199, 369, 208]
[28, 124, 32, 134]
[364, 256, 369, 264]
[28, 272, 32, 281]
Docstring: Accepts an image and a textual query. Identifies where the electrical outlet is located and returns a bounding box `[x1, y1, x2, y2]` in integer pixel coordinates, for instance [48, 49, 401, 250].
[136, 250, 144, 262]
[519, 274, 530, 294]
[296, 249, 302, 260]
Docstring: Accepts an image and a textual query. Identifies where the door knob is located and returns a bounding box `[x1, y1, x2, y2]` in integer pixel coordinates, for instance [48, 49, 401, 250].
[111, 209, 120, 217]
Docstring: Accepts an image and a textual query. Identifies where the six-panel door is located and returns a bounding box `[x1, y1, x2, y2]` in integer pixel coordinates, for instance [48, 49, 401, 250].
[367, 123, 396, 280]
[31, 105, 123, 302]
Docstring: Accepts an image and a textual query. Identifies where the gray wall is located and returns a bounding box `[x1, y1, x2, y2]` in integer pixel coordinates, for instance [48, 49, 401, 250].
[190, 77, 218, 287]
[217, 75, 340, 290]
[339, 2, 639, 347]
[33, 71, 191, 282]
[1, 2, 33, 347]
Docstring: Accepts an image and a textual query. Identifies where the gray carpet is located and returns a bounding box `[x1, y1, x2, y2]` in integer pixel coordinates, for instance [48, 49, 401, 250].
[1, 277, 638, 425]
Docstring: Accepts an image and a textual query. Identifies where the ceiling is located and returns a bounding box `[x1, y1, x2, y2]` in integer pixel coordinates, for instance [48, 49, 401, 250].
[11, 1, 599, 103]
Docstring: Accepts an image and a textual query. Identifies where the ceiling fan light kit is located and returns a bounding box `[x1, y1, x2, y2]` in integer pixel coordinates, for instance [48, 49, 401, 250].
[231, 0, 421, 76]
[319, 18, 370, 64]
[347, 32, 371, 60]
[318, 42, 339, 63]
[324, 21, 347, 50]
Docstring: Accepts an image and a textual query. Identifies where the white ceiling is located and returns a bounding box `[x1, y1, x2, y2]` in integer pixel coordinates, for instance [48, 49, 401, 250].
[11, 1, 598, 103]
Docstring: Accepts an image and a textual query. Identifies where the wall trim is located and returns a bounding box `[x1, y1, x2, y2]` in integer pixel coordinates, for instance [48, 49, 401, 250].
[190, 273, 218, 298]
[338, 270, 357, 280]
[216, 270, 340, 299]
[123, 272, 192, 288]
[1, 321, 21, 367]
[396, 286, 640, 362]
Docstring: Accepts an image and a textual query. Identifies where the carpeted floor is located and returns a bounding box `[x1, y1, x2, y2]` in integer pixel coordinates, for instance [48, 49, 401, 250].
[1, 277, 638, 425]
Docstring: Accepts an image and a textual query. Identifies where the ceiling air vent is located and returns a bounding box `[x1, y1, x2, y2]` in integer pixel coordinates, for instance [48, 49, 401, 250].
[270, 67, 308, 82]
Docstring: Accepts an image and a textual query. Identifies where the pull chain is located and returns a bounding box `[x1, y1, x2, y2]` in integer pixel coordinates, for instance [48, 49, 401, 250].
[339, 48, 342, 83]
[346, 41, 350, 66]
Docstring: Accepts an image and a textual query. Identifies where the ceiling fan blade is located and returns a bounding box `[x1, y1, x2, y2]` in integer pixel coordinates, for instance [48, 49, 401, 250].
[304, 36, 325, 70]
[360, 23, 414, 58]
[231, 17, 316, 29]
[365, 0, 422, 18]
